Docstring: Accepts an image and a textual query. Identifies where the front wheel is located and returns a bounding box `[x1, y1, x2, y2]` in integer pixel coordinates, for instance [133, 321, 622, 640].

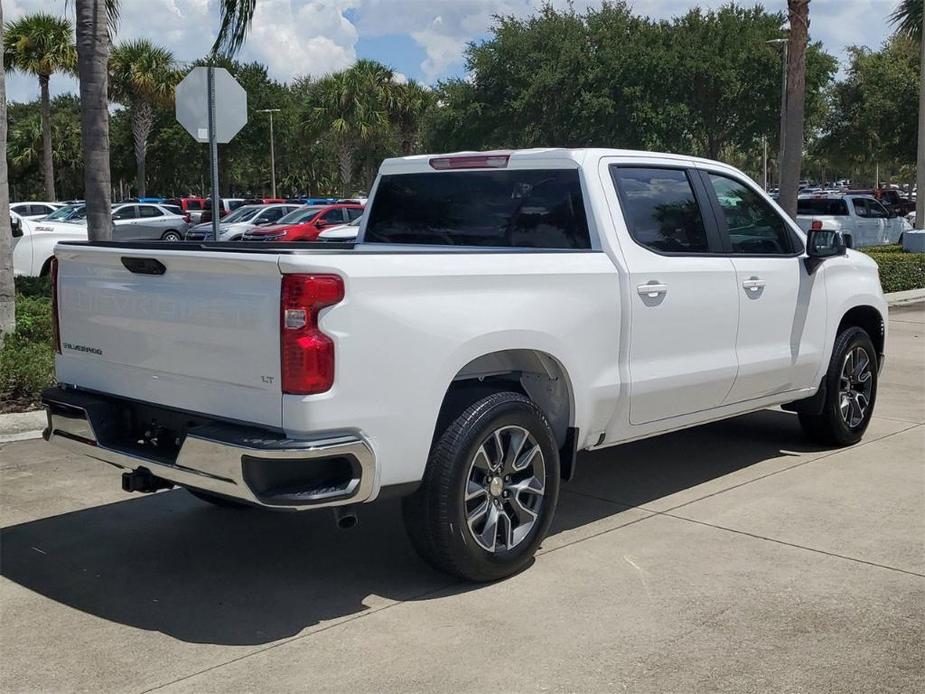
[403, 391, 560, 582]
[799, 326, 878, 446]
[161, 230, 182, 241]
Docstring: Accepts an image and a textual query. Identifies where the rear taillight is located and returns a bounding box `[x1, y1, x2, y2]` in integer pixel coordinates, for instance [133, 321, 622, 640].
[280, 274, 345, 395]
[50, 256, 61, 354]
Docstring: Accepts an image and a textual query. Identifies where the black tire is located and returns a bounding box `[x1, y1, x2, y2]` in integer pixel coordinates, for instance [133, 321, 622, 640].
[402, 391, 560, 582]
[161, 230, 182, 241]
[799, 326, 878, 446]
[185, 487, 253, 509]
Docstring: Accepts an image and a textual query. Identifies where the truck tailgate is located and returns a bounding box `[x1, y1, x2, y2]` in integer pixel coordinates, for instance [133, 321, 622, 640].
[55, 245, 284, 428]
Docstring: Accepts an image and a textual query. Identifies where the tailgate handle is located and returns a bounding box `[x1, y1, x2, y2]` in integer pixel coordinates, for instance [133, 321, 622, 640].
[121, 257, 166, 275]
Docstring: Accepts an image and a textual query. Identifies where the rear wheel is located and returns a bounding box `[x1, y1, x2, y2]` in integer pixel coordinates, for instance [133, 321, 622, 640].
[403, 391, 560, 582]
[185, 487, 253, 509]
[799, 326, 877, 446]
[161, 230, 182, 241]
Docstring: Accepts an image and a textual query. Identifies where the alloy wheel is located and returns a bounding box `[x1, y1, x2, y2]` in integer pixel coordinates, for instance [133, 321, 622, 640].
[464, 425, 545, 553]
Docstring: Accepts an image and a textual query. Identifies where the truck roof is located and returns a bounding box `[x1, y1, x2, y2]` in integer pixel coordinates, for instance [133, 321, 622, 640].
[379, 148, 741, 175]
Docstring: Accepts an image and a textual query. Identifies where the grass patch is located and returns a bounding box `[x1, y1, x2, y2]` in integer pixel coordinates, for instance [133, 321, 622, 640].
[0, 276, 54, 412]
[861, 245, 925, 293]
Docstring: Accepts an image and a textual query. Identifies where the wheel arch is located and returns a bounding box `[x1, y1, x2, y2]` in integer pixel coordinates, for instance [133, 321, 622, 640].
[838, 305, 885, 364]
[433, 349, 578, 480]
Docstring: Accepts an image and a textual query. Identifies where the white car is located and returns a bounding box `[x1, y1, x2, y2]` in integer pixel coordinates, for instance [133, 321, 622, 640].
[13, 202, 189, 276]
[44, 148, 887, 581]
[796, 195, 909, 247]
[316, 215, 362, 241]
[10, 201, 63, 220]
[184, 204, 299, 241]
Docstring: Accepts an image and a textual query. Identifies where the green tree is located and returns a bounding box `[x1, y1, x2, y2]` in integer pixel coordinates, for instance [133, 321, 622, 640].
[306, 59, 395, 195]
[391, 80, 435, 155]
[3, 12, 77, 201]
[109, 40, 179, 197]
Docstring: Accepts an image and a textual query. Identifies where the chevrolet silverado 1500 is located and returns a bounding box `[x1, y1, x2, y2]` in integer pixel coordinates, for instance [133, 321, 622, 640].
[43, 149, 887, 581]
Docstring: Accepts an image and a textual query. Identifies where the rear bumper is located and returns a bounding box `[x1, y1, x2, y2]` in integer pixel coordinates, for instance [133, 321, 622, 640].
[42, 386, 375, 511]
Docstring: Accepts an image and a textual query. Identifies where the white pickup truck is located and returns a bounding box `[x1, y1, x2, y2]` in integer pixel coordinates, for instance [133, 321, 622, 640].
[795, 194, 910, 247]
[43, 149, 887, 581]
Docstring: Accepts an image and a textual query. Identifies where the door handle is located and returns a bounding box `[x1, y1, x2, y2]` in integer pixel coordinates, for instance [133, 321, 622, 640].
[742, 278, 766, 291]
[637, 282, 668, 298]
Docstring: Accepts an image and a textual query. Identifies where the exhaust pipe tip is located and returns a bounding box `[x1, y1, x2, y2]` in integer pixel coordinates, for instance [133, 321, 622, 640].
[333, 505, 358, 530]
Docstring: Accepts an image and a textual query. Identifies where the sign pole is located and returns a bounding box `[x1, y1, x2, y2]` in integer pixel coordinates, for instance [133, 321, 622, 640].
[207, 66, 220, 242]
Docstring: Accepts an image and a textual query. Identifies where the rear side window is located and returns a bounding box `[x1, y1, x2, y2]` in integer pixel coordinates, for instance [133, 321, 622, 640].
[187, 200, 203, 210]
[365, 169, 590, 249]
[707, 174, 793, 255]
[797, 198, 848, 216]
[139, 205, 163, 218]
[611, 167, 709, 253]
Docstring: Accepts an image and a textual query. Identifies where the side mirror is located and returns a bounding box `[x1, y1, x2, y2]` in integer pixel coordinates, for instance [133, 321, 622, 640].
[11, 218, 22, 238]
[804, 226, 847, 273]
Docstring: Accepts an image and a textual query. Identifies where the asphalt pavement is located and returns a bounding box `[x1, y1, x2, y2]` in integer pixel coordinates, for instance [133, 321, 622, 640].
[1, 304, 923, 693]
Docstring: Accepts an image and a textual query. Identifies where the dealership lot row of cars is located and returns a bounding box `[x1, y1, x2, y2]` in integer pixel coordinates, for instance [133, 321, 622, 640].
[8, 187, 915, 278]
[10, 197, 365, 277]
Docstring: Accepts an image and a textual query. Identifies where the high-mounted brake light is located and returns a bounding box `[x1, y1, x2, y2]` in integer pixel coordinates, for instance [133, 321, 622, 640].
[429, 154, 510, 170]
[50, 256, 61, 354]
[811, 220, 823, 231]
[280, 274, 345, 395]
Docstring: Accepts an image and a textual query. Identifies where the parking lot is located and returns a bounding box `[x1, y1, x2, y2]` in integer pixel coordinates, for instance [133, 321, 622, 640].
[0, 304, 922, 693]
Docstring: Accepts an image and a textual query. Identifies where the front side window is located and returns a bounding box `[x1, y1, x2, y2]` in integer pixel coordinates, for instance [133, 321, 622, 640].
[322, 209, 344, 224]
[346, 207, 364, 221]
[365, 169, 591, 249]
[611, 167, 709, 253]
[257, 207, 285, 223]
[112, 206, 137, 220]
[708, 174, 793, 255]
[852, 199, 869, 218]
[867, 200, 888, 218]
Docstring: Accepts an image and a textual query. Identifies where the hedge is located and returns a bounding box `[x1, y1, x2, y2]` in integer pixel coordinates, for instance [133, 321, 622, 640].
[861, 245, 925, 293]
[0, 277, 54, 412]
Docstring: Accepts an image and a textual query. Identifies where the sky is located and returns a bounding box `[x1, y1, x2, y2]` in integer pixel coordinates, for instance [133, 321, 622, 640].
[3, 0, 902, 104]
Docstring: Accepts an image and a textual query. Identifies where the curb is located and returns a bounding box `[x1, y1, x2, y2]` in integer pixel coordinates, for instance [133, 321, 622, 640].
[886, 288, 925, 307]
[0, 410, 46, 443]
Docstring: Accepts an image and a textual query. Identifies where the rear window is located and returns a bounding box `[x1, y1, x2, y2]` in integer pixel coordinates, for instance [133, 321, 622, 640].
[364, 169, 591, 249]
[797, 198, 849, 216]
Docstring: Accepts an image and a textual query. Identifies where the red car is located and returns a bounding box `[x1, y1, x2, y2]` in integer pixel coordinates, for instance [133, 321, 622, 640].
[242, 203, 363, 242]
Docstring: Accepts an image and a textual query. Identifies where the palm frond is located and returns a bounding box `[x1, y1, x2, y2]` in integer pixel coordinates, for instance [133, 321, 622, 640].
[211, 0, 257, 57]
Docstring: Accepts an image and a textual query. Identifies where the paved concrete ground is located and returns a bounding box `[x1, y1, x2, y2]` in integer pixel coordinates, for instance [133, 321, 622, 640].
[1, 306, 923, 693]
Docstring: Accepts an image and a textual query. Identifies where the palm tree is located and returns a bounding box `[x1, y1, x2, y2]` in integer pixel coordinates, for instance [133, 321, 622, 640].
[3, 13, 77, 201]
[72, 0, 257, 240]
[307, 60, 395, 195]
[891, 0, 924, 229]
[109, 40, 179, 197]
[1, 3, 14, 342]
[391, 80, 435, 156]
[778, 0, 810, 219]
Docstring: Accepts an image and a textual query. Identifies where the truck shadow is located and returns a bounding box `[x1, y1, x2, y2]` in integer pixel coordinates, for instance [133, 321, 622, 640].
[0, 409, 825, 646]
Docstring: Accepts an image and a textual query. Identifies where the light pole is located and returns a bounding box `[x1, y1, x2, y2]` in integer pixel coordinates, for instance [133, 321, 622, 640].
[258, 108, 280, 198]
[767, 37, 788, 189]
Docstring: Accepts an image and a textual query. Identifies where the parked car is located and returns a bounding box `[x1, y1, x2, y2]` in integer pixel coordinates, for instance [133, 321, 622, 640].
[163, 197, 208, 224]
[241, 204, 363, 242]
[185, 203, 299, 241]
[10, 201, 62, 220]
[317, 215, 363, 242]
[43, 148, 887, 582]
[13, 202, 189, 276]
[796, 195, 909, 247]
[199, 198, 246, 224]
